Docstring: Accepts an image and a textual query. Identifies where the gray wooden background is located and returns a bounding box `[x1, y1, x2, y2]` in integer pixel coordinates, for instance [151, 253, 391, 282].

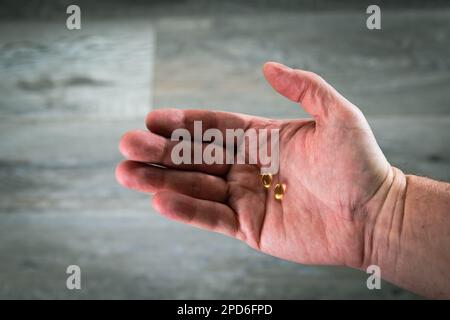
[1, 1, 449, 299]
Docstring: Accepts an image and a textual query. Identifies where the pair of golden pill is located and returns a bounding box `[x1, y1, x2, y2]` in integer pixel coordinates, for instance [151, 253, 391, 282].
[261, 174, 286, 200]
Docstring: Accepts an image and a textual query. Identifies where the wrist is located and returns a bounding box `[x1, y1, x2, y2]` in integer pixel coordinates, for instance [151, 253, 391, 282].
[361, 166, 408, 275]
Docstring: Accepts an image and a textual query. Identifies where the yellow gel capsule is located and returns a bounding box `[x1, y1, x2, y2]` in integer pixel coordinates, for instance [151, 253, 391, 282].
[261, 174, 273, 189]
[274, 183, 286, 200]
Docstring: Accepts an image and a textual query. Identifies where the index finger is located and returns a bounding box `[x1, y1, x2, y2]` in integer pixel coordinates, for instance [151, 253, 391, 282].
[146, 108, 263, 138]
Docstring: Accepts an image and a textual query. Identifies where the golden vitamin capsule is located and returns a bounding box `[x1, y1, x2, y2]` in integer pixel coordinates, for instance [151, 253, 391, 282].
[274, 183, 286, 200]
[261, 174, 273, 189]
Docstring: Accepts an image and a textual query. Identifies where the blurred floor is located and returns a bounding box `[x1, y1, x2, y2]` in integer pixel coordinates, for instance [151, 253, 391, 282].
[1, 4, 450, 299]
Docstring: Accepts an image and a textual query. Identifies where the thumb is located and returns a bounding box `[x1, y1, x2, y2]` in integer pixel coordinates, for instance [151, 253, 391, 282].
[263, 62, 351, 121]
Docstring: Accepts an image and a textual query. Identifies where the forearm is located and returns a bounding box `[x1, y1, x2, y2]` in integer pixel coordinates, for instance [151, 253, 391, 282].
[364, 167, 450, 298]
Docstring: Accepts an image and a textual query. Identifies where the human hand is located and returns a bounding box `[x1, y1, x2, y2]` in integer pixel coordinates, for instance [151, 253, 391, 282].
[116, 62, 394, 269]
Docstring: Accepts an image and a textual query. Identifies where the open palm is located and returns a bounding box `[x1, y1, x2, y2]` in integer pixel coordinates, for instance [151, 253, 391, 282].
[116, 62, 391, 269]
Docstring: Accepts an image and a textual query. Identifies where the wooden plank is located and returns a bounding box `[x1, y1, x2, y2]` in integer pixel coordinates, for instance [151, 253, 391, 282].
[0, 20, 154, 119]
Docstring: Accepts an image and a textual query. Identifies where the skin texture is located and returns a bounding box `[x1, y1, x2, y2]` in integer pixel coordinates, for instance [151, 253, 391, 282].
[116, 62, 450, 298]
